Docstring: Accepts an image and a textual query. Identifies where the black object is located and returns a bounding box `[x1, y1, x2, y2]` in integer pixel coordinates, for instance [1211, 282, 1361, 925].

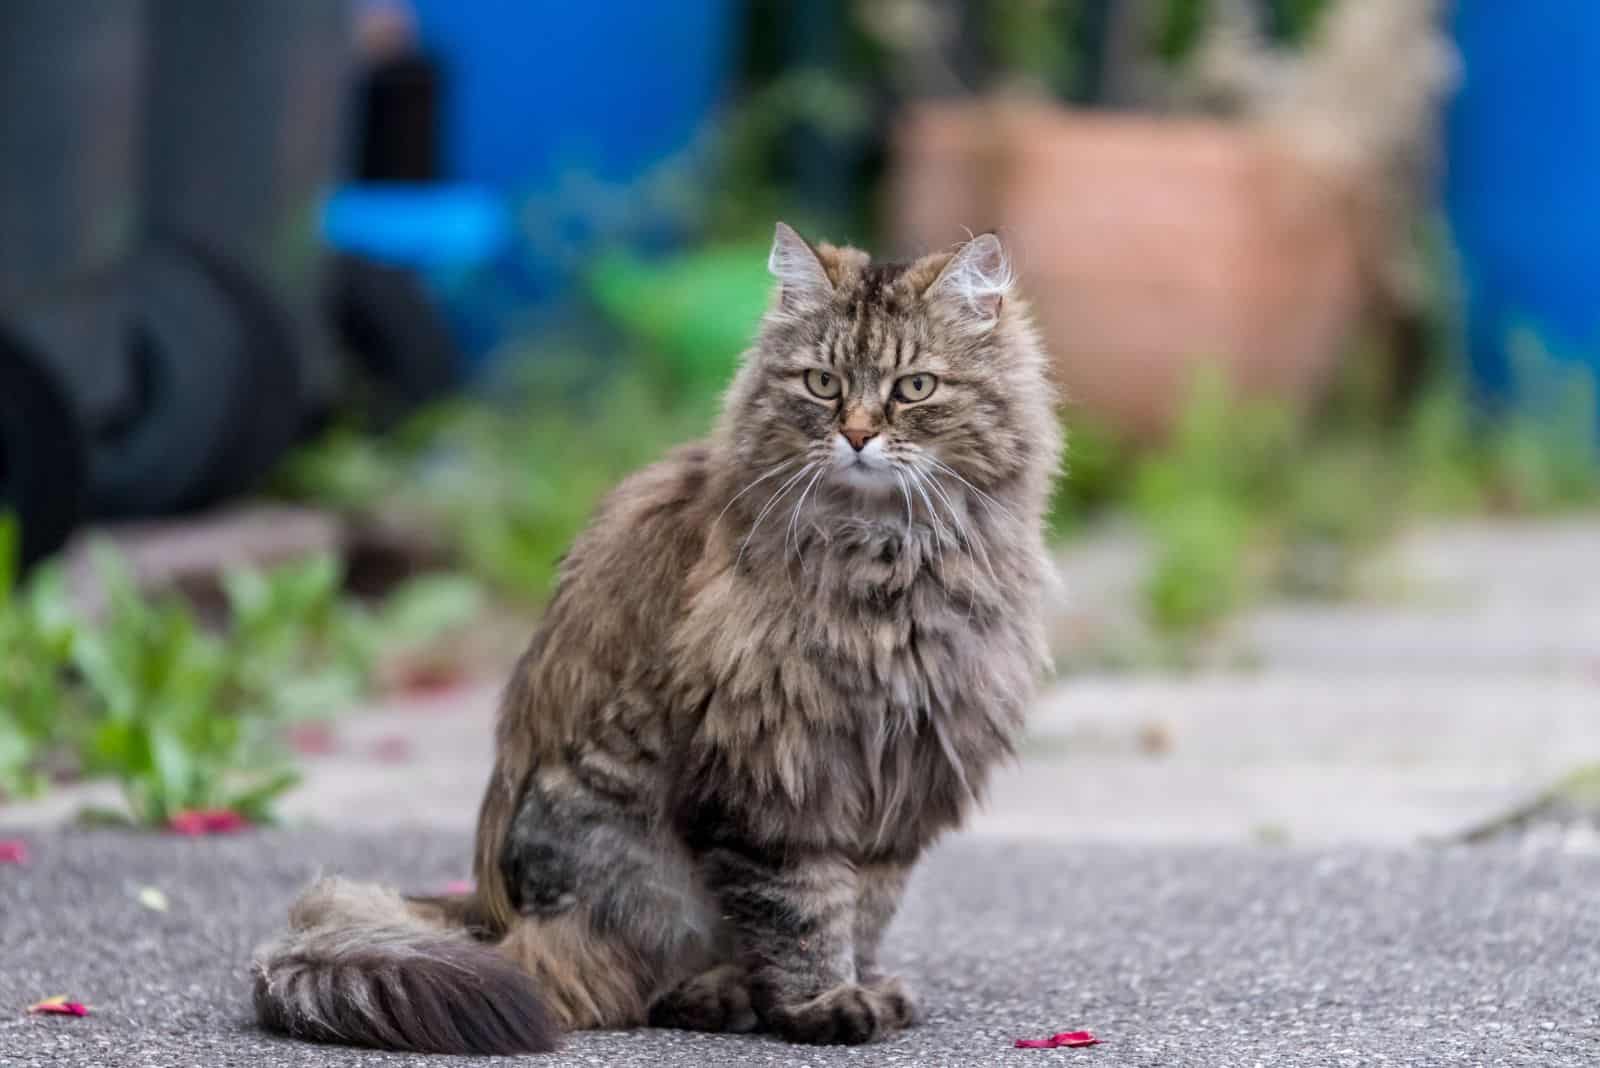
[0, 328, 88, 568]
[141, 0, 350, 428]
[356, 53, 443, 182]
[0, 2, 466, 560]
[173, 238, 306, 509]
[0, 0, 143, 302]
[86, 245, 258, 517]
[1, 240, 309, 523]
[328, 254, 461, 428]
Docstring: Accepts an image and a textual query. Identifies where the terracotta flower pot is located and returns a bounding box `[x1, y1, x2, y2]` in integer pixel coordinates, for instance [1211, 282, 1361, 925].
[889, 99, 1368, 440]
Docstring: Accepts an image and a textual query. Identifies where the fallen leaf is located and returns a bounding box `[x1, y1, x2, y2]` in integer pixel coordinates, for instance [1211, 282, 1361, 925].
[28, 995, 89, 1017]
[0, 839, 28, 864]
[136, 886, 170, 912]
[167, 809, 249, 836]
[1015, 1030, 1100, 1049]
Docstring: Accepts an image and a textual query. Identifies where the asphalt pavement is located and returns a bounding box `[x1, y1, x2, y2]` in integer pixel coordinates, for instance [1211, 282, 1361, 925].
[2, 830, 1598, 1067]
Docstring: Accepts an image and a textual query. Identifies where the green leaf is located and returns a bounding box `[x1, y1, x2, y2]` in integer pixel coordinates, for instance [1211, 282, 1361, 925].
[148, 723, 196, 810]
[226, 767, 302, 823]
[222, 567, 271, 627]
[87, 719, 147, 776]
[379, 573, 485, 645]
[75, 805, 136, 828]
[0, 512, 17, 607]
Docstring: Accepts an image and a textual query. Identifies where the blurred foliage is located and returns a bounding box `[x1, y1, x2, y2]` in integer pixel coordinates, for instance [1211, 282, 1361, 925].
[984, 0, 1085, 95]
[1045, 333, 1600, 636]
[587, 244, 771, 401]
[1156, 0, 1333, 61]
[0, 519, 480, 825]
[278, 356, 714, 605]
[708, 68, 875, 239]
[0, 516, 80, 800]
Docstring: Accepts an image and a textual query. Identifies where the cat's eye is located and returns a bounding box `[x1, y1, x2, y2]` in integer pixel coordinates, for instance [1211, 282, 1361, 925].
[803, 369, 843, 400]
[893, 373, 938, 403]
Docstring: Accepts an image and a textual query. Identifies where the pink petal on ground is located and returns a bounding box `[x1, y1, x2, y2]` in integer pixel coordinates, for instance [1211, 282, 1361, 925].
[1052, 1031, 1100, 1048]
[0, 840, 28, 864]
[28, 996, 89, 1017]
[167, 809, 249, 836]
[442, 880, 474, 895]
[1015, 1030, 1100, 1049]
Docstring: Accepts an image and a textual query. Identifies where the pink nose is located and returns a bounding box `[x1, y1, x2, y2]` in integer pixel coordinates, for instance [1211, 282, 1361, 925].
[841, 428, 878, 452]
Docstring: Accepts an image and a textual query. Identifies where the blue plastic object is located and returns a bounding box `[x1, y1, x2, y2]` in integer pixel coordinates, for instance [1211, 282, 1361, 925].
[322, 184, 510, 269]
[329, 2, 737, 365]
[409, 0, 737, 190]
[1445, 3, 1600, 400]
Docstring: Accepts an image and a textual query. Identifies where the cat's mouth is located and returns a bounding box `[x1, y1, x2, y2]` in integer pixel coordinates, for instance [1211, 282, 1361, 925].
[826, 433, 907, 497]
[832, 456, 899, 495]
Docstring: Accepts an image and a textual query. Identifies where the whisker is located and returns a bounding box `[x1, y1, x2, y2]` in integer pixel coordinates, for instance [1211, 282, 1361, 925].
[919, 463, 1002, 617]
[712, 459, 798, 532]
[918, 469, 968, 547]
[736, 462, 817, 570]
[906, 469, 948, 564]
[906, 469, 958, 610]
[925, 457, 1019, 525]
[786, 465, 826, 569]
[892, 470, 915, 546]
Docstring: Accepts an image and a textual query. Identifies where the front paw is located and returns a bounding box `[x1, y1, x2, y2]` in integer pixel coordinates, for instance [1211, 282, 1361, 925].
[649, 964, 758, 1034]
[769, 981, 917, 1045]
[866, 975, 920, 1028]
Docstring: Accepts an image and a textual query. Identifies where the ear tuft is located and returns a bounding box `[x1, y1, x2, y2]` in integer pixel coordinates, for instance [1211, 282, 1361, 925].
[928, 232, 1013, 330]
[768, 222, 834, 311]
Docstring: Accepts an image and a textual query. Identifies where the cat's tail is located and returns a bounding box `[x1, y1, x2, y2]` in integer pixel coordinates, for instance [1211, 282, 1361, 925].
[252, 877, 559, 1056]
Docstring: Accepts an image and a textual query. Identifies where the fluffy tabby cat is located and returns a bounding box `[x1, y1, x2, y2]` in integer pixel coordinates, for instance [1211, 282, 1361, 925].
[252, 224, 1060, 1055]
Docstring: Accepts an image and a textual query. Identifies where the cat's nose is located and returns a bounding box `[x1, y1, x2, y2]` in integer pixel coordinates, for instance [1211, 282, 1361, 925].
[841, 428, 878, 452]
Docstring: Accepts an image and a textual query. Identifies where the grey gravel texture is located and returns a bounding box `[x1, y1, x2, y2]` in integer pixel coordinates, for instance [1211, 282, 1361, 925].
[2, 830, 1598, 1067]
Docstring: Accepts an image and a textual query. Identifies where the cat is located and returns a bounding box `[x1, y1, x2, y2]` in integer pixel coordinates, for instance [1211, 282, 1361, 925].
[252, 223, 1061, 1055]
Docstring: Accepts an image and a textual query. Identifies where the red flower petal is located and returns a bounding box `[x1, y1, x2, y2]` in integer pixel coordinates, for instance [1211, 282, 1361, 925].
[167, 809, 249, 835]
[1015, 1029, 1100, 1049]
[0, 839, 28, 864]
[29, 996, 89, 1017]
[1053, 1031, 1100, 1048]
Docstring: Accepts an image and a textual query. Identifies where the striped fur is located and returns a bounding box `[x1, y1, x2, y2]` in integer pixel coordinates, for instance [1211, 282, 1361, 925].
[253, 226, 1060, 1052]
[252, 879, 558, 1055]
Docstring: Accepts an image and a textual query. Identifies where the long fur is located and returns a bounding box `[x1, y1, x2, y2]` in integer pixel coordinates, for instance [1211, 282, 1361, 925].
[252, 879, 559, 1055]
[253, 224, 1060, 1054]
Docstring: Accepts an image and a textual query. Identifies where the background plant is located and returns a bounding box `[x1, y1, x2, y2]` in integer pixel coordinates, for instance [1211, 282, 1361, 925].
[0, 518, 482, 825]
[0, 516, 81, 799]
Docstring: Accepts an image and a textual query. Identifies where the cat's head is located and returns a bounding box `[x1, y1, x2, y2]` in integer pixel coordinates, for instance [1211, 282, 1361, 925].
[719, 223, 1059, 519]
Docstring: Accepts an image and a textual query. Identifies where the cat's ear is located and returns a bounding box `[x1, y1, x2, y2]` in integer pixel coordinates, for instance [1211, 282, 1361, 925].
[925, 232, 1012, 332]
[768, 222, 834, 311]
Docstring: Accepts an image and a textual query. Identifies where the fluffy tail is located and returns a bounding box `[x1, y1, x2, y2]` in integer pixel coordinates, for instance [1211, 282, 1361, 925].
[253, 877, 558, 1055]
